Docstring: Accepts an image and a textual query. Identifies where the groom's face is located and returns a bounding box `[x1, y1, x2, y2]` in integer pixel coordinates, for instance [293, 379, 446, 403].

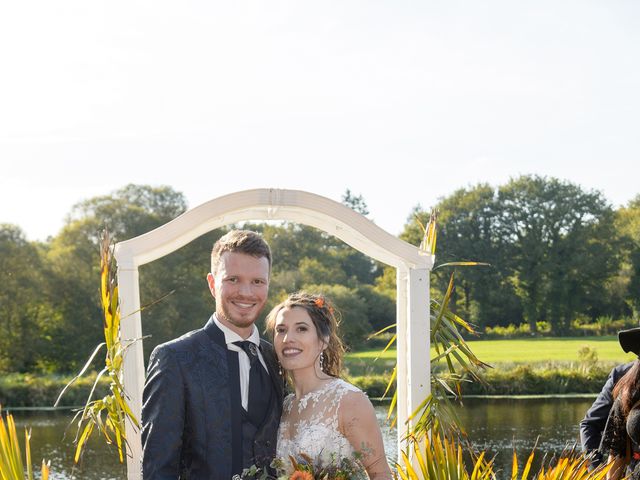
[207, 251, 270, 337]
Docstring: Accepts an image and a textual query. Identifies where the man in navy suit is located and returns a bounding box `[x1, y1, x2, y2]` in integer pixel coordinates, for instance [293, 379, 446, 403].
[142, 230, 284, 479]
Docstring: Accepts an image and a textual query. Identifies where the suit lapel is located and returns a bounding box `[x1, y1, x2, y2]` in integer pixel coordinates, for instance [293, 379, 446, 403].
[204, 317, 243, 474]
[203, 315, 225, 346]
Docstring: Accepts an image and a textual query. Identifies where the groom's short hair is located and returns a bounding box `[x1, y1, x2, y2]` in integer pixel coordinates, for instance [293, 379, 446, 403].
[210, 230, 272, 275]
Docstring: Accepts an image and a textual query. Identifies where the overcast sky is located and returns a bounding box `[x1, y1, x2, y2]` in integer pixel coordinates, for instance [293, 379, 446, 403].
[1, 1, 638, 241]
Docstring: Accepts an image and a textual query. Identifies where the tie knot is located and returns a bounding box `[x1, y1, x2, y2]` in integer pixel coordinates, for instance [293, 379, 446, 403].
[233, 340, 259, 359]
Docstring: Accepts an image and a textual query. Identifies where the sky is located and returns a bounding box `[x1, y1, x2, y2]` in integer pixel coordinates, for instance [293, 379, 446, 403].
[1, 1, 639, 242]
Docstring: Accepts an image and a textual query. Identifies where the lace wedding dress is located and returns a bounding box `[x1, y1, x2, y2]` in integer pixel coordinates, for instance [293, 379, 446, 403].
[276, 378, 363, 472]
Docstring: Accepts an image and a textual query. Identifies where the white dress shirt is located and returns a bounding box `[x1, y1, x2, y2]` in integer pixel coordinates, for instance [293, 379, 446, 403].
[213, 314, 269, 411]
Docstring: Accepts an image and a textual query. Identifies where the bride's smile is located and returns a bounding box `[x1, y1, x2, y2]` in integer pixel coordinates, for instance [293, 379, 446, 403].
[281, 348, 302, 356]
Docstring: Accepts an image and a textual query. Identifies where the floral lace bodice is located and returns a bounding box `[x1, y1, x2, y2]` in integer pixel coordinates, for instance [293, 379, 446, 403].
[276, 378, 362, 470]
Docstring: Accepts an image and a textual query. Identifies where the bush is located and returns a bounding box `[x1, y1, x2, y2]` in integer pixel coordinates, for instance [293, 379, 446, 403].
[0, 365, 616, 407]
[461, 364, 610, 395]
[575, 316, 637, 336]
[480, 317, 637, 339]
[349, 363, 614, 397]
[347, 375, 390, 398]
[483, 323, 535, 339]
[0, 372, 110, 408]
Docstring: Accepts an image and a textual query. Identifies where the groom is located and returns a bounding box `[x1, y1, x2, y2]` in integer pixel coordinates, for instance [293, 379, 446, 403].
[141, 230, 284, 479]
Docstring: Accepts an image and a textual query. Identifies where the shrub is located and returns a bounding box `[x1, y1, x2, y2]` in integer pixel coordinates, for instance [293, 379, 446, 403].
[347, 375, 390, 398]
[0, 373, 110, 408]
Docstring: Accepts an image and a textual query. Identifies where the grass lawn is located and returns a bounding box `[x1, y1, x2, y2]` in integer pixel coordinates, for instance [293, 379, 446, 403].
[347, 336, 636, 365]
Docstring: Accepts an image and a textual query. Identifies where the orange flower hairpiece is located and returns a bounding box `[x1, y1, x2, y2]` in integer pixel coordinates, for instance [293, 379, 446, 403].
[314, 297, 325, 308]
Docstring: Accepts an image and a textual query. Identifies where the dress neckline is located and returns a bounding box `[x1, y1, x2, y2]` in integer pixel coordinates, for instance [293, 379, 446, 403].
[295, 377, 340, 411]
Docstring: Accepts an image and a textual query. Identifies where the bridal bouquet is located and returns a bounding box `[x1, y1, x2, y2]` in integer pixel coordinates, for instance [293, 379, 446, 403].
[278, 452, 366, 480]
[238, 452, 366, 480]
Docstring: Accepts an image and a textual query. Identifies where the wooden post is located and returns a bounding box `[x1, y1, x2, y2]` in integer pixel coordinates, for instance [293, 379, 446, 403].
[116, 262, 144, 480]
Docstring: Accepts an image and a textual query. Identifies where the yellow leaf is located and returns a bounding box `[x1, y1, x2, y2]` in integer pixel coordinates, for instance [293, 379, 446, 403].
[25, 429, 33, 480]
[74, 422, 94, 463]
[41, 460, 50, 480]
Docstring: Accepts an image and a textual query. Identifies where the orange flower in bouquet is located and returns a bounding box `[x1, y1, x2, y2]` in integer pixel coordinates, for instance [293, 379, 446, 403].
[290, 471, 314, 480]
[284, 452, 365, 480]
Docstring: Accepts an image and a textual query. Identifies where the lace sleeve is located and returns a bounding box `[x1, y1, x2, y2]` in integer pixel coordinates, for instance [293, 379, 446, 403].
[600, 398, 628, 459]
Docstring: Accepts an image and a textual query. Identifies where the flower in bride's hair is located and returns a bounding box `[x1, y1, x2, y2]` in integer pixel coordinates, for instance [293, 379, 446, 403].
[314, 297, 325, 309]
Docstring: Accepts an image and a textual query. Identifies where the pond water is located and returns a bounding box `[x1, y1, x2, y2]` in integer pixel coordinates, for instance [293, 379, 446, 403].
[8, 396, 595, 479]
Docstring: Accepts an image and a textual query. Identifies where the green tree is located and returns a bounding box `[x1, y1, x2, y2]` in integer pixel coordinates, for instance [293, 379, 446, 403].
[495, 175, 620, 334]
[259, 223, 329, 272]
[46, 184, 222, 368]
[299, 257, 348, 286]
[43, 230, 103, 372]
[401, 186, 521, 329]
[339, 190, 381, 284]
[302, 283, 372, 349]
[615, 195, 640, 318]
[355, 284, 395, 332]
[0, 225, 51, 372]
[341, 189, 370, 216]
[65, 183, 188, 242]
[260, 221, 380, 287]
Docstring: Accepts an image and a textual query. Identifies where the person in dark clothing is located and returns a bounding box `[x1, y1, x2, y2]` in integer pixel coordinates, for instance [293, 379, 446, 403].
[598, 327, 640, 479]
[580, 362, 634, 467]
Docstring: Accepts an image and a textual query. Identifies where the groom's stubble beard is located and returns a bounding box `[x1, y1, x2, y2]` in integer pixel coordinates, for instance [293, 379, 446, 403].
[216, 301, 265, 331]
[215, 288, 269, 333]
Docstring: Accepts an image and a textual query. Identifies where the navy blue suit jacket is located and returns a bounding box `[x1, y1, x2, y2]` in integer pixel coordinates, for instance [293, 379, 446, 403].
[141, 317, 284, 479]
[580, 362, 633, 465]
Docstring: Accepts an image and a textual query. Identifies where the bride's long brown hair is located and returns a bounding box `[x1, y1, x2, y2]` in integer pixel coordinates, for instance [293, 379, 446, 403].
[265, 291, 346, 378]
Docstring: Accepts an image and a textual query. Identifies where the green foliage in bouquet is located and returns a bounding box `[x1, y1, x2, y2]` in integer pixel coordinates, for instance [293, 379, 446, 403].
[54, 231, 139, 463]
[0, 407, 50, 480]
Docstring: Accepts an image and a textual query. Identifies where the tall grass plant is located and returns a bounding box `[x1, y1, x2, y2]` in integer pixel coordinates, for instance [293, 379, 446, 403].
[0, 407, 50, 480]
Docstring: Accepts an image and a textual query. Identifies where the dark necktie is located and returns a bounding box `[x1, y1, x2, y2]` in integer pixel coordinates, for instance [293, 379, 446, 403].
[233, 340, 270, 426]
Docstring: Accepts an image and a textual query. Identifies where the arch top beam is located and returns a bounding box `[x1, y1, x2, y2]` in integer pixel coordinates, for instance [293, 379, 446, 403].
[114, 188, 433, 271]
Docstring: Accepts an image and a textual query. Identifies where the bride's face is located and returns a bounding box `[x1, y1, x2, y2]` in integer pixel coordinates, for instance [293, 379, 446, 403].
[273, 306, 327, 373]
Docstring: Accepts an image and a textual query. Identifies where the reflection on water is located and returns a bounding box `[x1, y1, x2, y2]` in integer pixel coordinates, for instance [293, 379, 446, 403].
[11, 409, 127, 480]
[454, 397, 592, 478]
[8, 397, 595, 480]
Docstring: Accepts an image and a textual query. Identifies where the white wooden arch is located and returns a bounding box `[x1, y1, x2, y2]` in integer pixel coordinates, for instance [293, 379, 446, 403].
[114, 188, 433, 480]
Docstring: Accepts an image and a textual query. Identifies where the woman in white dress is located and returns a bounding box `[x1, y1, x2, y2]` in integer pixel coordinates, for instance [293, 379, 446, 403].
[265, 292, 392, 480]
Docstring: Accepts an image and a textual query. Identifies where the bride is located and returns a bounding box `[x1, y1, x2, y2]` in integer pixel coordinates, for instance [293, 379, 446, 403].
[266, 292, 392, 479]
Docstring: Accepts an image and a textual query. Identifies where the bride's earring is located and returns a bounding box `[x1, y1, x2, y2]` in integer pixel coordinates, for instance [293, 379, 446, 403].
[277, 360, 283, 376]
[319, 351, 325, 372]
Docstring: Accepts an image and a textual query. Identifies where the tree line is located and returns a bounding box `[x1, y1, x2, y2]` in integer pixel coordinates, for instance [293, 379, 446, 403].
[402, 176, 640, 335]
[0, 177, 638, 374]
